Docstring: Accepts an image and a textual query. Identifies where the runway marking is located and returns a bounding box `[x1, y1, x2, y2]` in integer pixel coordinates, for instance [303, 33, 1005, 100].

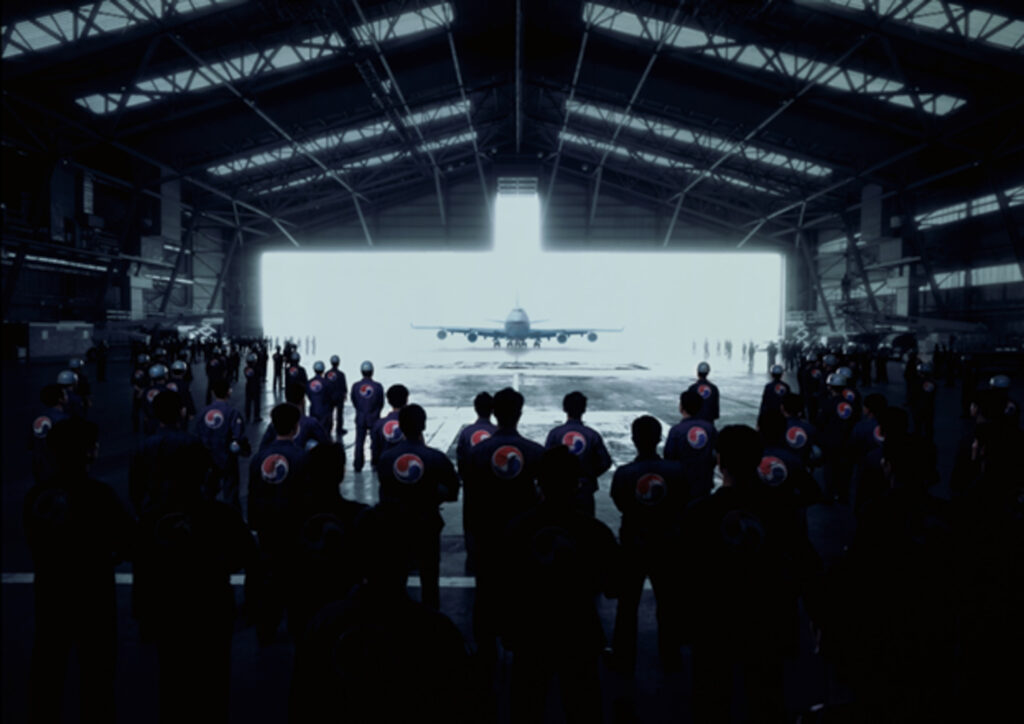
[1, 572, 653, 590]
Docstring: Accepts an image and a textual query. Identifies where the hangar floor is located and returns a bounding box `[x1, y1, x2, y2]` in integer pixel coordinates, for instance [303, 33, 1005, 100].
[1, 347, 979, 723]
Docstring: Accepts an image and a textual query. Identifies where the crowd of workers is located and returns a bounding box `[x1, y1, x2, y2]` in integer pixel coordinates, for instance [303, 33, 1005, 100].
[21, 336, 1024, 723]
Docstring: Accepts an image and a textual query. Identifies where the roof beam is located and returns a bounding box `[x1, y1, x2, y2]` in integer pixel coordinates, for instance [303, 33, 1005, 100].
[515, 0, 523, 154]
[445, 30, 492, 222]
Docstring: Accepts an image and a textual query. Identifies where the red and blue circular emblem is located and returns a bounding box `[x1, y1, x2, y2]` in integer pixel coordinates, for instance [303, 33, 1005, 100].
[245, 367, 254, 378]
[166, 382, 178, 392]
[635, 473, 666, 505]
[842, 388, 856, 403]
[873, 425, 885, 444]
[260, 454, 290, 484]
[309, 379, 323, 393]
[470, 429, 492, 446]
[33, 416, 53, 438]
[758, 456, 788, 485]
[383, 419, 403, 443]
[393, 453, 424, 484]
[697, 384, 712, 400]
[359, 383, 374, 398]
[922, 381, 935, 393]
[326, 370, 337, 382]
[204, 409, 224, 429]
[837, 401, 853, 420]
[774, 383, 788, 396]
[811, 369, 822, 379]
[491, 445, 524, 479]
[562, 430, 587, 455]
[146, 388, 160, 403]
[287, 366, 299, 377]
[687, 425, 709, 450]
[785, 425, 807, 449]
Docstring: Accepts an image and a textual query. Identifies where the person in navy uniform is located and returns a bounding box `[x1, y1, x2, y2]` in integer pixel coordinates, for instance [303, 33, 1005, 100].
[850, 393, 887, 466]
[371, 384, 409, 470]
[130, 353, 151, 433]
[68, 357, 92, 414]
[350, 361, 384, 472]
[544, 391, 612, 516]
[306, 361, 332, 432]
[377, 404, 459, 610]
[196, 379, 250, 511]
[130, 390, 214, 516]
[464, 387, 544, 665]
[781, 393, 820, 469]
[610, 415, 688, 674]
[170, 359, 196, 422]
[686, 361, 720, 423]
[141, 364, 175, 436]
[987, 374, 1020, 427]
[285, 352, 308, 396]
[909, 362, 938, 441]
[248, 404, 308, 645]
[243, 353, 262, 423]
[665, 389, 718, 496]
[455, 392, 497, 575]
[204, 347, 227, 406]
[57, 369, 85, 420]
[258, 383, 329, 454]
[759, 364, 791, 422]
[272, 346, 284, 393]
[30, 384, 68, 484]
[816, 372, 859, 503]
[23, 418, 135, 724]
[324, 355, 347, 439]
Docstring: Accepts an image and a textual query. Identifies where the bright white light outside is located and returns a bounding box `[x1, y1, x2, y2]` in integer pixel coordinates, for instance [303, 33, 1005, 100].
[260, 193, 782, 370]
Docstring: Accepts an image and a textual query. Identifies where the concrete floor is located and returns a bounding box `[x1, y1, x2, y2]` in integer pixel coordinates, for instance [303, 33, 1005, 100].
[1, 345, 989, 723]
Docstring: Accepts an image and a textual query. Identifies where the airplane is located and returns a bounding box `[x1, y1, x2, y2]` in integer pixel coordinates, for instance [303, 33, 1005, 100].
[412, 307, 623, 348]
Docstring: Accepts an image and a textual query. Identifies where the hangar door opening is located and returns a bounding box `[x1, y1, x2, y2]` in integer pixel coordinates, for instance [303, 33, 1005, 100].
[260, 193, 783, 368]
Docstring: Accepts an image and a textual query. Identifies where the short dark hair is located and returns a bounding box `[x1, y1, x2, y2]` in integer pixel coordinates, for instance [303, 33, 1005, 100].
[153, 390, 183, 425]
[398, 404, 426, 438]
[538, 445, 581, 502]
[271, 403, 301, 436]
[307, 442, 346, 490]
[386, 384, 409, 408]
[563, 391, 587, 419]
[863, 393, 888, 416]
[781, 393, 804, 417]
[212, 379, 231, 398]
[680, 389, 703, 416]
[716, 425, 762, 482]
[757, 411, 786, 445]
[473, 391, 493, 418]
[47, 418, 99, 466]
[285, 383, 306, 405]
[631, 415, 661, 448]
[493, 387, 524, 428]
[40, 384, 63, 407]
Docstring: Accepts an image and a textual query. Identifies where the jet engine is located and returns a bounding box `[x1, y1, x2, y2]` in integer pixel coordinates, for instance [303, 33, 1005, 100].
[557, 333, 568, 344]
[436, 330, 447, 340]
[467, 332, 478, 343]
[587, 332, 598, 342]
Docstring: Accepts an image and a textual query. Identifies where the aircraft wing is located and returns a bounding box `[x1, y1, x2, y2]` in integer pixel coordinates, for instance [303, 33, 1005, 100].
[526, 327, 624, 340]
[410, 324, 508, 340]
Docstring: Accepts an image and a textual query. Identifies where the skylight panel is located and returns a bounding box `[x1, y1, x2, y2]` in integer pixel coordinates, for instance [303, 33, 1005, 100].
[583, 2, 966, 115]
[352, 2, 454, 46]
[802, 1, 1024, 52]
[76, 31, 345, 114]
[417, 130, 477, 153]
[208, 118, 395, 176]
[403, 99, 470, 127]
[558, 130, 784, 196]
[3, 0, 240, 59]
[914, 185, 1023, 229]
[565, 100, 832, 177]
[251, 149, 411, 195]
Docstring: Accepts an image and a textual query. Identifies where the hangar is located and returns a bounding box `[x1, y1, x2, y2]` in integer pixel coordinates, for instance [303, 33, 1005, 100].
[3, 1, 1022, 721]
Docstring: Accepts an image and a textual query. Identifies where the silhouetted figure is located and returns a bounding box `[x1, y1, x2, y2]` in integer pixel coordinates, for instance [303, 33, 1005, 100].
[687, 361, 720, 423]
[681, 425, 795, 724]
[501, 446, 619, 723]
[349, 361, 384, 472]
[664, 389, 717, 497]
[24, 418, 135, 724]
[370, 384, 409, 469]
[377, 404, 460, 609]
[610, 416, 688, 673]
[463, 387, 543, 666]
[30, 384, 68, 484]
[286, 442, 363, 641]
[290, 503, 474, 723]
[133, 442, 256, 723]
[258, 382, 330, 453]
[196, 379, 249, 511]
[456, 392, 497, 575]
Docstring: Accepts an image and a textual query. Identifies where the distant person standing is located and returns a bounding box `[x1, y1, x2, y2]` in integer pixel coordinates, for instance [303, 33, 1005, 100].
[350, 361, 384, 473]
[748, 340, 756, 373]
[686, 362, 720, 424]
[272, 346, 284, 393]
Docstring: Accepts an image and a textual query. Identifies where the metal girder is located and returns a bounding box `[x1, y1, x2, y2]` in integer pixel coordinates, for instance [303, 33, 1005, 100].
[587, 1, 688, 226]
[444, 32, 492, 220]
[5, 91, 297, 242]
[166, 34, 364, 246]
[207, 217, 241, 313]
[515, 0, 523, 154]
[900, 193, 947, 314]
[658, 35, 870, 247]
[795, 203, 837, 331]
[159, 209, 198, 313]
[989, 174, 1024, 282]
[841, 213, 880, 314]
